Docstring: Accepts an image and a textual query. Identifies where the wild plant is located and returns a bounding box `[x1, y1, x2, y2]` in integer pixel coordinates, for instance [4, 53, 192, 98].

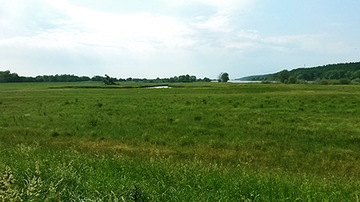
[0, 165, 21, 201]
[22, 162, 43, 200]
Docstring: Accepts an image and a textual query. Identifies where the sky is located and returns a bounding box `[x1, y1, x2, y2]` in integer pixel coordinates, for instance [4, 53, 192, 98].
[0, 0, 360, 79]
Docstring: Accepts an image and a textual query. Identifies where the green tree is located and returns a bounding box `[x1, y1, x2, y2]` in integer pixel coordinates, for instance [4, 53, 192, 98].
[103, 74, 116, 85]
[202, 77, 211, 82]
[0, 70, 21, 82]
[218, 72, 229, 82]
[287, 76, 298, 84]
[277, 70, 290, 83]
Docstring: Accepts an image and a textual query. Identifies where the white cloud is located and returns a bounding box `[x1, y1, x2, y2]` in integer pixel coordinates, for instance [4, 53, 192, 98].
[50, 1, 196, 51]
[0, 0, 258, 53]
[191, 12, 233, 33]
[0, 0, 196, 52]
[168, 0, 255, 33]
[164, 0, 254, 11]
[1, 0, 357, 78]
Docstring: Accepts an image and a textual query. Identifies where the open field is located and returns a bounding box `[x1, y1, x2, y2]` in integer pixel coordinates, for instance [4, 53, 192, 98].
[1, 82, 360, 201]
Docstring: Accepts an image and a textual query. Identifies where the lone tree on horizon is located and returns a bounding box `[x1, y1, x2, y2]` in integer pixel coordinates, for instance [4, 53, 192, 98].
[218, 72, 229, 82]
[103, 74, 116, 85]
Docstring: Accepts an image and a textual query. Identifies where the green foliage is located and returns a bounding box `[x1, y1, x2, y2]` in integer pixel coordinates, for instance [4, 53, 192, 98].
[287, 76, 298, 84]
[0, 70, 21, 82]
[277, 70, 290, 83]
[340, 78, 351, 84]
[241, 61, 360, 82]
[316, 79, 352, 85]
[319, 80, 329, 85]
[201, 77, 211, 82]
[103, 74, 116, 85]
[218, 72, 229, 82]
[0, 70, 92, 83]
[0, 71, 211, 84]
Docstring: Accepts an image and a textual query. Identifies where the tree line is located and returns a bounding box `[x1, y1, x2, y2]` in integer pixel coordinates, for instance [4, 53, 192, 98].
[98, 74, 212, 85]
[240, 62, 360, 84]
[0, 70, 212, 83]
[0, 71, 91, 83]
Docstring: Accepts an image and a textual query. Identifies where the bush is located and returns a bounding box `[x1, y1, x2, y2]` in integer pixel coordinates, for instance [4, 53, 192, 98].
[319, 80, 329, 85]
[339, 79, 351, 85]
[287, 76, 298, 84]
[352, 78, 360, 84]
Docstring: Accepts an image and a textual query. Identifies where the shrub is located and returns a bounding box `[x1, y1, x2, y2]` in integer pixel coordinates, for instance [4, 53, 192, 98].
[319, 80, 328, 85]
[339, 78, 351, 85]
[287, 76, 298, 84]
[352, 78, 360, 83]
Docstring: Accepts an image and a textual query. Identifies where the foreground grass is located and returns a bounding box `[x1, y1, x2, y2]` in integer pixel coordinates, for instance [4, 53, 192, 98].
[1, 145, 359, 201]
[1, 82, 360, 200]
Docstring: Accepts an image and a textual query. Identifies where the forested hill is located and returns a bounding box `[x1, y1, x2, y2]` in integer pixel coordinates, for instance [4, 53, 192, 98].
[239, 62, 360, 82]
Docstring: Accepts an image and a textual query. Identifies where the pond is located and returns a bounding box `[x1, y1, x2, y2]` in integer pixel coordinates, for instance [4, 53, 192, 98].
[146, 86, 172, 89]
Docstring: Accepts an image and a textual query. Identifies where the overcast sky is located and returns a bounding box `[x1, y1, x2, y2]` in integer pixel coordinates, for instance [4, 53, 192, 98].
[1, 0, 359, 79]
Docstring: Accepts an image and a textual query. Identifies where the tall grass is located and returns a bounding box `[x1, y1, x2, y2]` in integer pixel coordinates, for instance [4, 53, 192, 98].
[1, 82, 360, 200]
[1, 145, 359, 201]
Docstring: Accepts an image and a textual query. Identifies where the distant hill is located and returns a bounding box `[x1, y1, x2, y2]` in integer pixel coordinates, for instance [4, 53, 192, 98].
[238, 62, 360, 82]
[238, 74, 276, 81]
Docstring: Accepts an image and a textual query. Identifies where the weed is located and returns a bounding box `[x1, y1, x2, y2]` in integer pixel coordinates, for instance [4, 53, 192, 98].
[17, 143, 34, 154]
[23, 163, 43, 200]
[0, 166, 21, 201]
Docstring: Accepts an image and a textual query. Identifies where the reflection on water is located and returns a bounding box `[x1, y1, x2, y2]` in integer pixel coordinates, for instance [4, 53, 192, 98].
[228, 80, 262, 83]
[211, 80, 262, 83]
[146, 86, 171, 89]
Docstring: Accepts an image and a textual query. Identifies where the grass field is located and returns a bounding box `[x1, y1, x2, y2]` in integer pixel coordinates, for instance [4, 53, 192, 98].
[1, 82, 360, 201]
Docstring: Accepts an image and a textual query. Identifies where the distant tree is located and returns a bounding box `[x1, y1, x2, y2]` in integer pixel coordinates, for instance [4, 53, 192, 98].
[103, 74, 116, 85]
[80, 76, 91, 81]
[0, 70, 21, 82]
[190, 75, 197, 82]
[91, 75, 104, 81]
[287, 76, 298, 84]
[178, 75, 186, 82]
[185, 74, 190, 82]
[218, 72, 229, 82]
[277, 70, 290, 83]
[202, 77, 211, 82]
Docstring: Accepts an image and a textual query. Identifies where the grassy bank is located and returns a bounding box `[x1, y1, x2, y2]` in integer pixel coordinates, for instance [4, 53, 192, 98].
[1, 82, 360, 200]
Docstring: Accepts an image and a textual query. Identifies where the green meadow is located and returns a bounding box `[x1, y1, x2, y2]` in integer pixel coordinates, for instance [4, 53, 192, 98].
[1, 82, 360, 201]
